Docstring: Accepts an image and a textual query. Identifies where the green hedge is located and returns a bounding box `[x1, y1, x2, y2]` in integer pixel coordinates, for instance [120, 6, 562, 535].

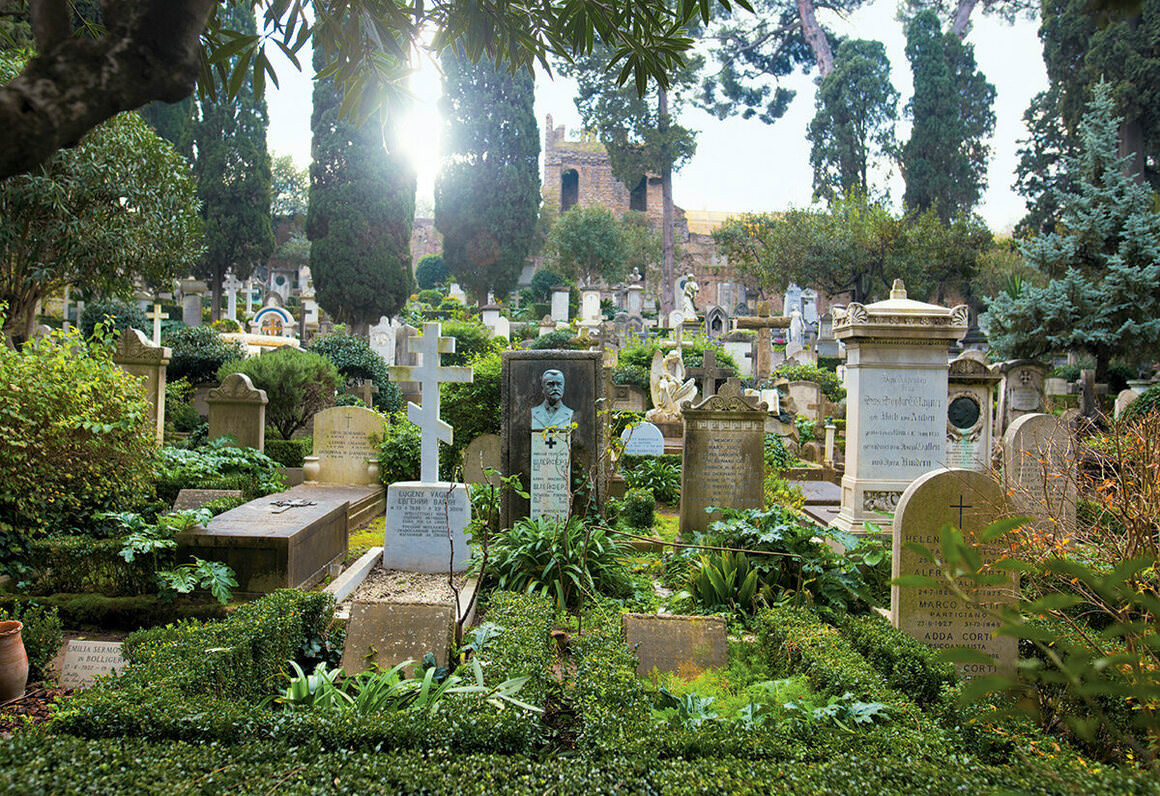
[264, 437, 310, 468]
[478, 592, 555, 702]
[26, 535, 154, 596]
[0, 593, 226, 632]
[832, 613, 959, 707]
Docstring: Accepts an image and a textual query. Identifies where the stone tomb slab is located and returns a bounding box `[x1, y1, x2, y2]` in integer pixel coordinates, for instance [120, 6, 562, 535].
[501, 351, 604, 528]
[172, 488, 243, 512]
[177, 483, 374, 592]
[622, 613, 727, 678]
[891, 468, 1016, 679]
[798, 480, 841, 506]
[60, 640, 126, 688]
[384, 482, 471, 573]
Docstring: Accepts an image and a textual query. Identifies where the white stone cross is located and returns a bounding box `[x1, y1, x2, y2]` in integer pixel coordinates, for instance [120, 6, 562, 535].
[146, 302, 169, 345]
[223, 270, 242, 322]
[388, 322, 473, 483]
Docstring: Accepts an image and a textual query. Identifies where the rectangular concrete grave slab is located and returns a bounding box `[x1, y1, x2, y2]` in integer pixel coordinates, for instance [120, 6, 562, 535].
[177, 483, 379, 592]
[798, 480, 841, 506]
[339, 579, 478, 675]
[622, 614, 728, 678]
[172, 488, 243, 512]
[60, 640, 126, 688]
[384, 482, 471, 572]
[679, 380, 766, 539]
[891, 468, 1016, 679]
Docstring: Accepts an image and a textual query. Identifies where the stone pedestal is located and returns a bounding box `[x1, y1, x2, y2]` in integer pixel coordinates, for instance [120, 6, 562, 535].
[113, 328, 171, 445]
[383, 482, 471, 572]
[207, 373, 268, 452]
[833, 281, 968, 535]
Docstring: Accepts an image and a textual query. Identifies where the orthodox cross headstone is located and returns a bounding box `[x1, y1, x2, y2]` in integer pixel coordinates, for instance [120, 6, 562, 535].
[735, 301, 791, 381]
[388, 322, 473, 483]
[892, 468, 1016, 679]
[146, 303, 168, 345]
[686, 349, 731, 399]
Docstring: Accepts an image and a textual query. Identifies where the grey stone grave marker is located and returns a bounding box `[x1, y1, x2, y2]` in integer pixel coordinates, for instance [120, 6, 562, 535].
[207, 373, 268, 452]
[60, 640, 126, 688]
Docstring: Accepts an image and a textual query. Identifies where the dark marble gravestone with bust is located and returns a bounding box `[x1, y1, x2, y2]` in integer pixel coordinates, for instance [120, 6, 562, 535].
[501, 351, 605, 528]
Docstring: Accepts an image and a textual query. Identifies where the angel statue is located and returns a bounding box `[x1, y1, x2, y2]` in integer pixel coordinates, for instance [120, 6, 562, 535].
[646, 349, 698, 423]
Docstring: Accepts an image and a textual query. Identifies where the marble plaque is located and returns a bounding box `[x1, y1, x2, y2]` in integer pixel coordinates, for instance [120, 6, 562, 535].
[384, 482, 471, 572]
[858, 369, 945, 481]
[1010, 386, 1040, 412]
[308, 406, 382, 484]
[530, 428, 571, 521]
[892, 469, 1016, 679]
[60, 640, 126, 688]
[620, 422, 664, 456]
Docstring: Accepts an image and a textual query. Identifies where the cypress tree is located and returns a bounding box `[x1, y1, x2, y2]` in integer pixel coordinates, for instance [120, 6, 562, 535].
[435, 52, 540, 305]
[307, 47, 415, 332]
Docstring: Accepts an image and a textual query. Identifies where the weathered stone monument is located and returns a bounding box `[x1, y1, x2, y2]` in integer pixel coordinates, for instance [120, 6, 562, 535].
[386, 322, 474, 572]
[787, 380, 824, 424]
[304, 406, 382, 485]
[686, 349, 731, 399]
[180, 278, 207, 327]
[368, 316, 397, 366]
[462, 434, 501, 487]
[892, 468, 1017, 679]
[735, 301, 791, 381]
[1002, 413, 1077, 530]
[996, 360, 1047, 436]
[207, 373, 268, 452]
[833, 281, 969, 535]
[550, 286, 570, 324]
[679, 379, 767, 539]
[501, 350, 604, 528]
[1115, 388, 1139, 419]
[945, 351, 1000, 472]
[113, 327, 170, 445]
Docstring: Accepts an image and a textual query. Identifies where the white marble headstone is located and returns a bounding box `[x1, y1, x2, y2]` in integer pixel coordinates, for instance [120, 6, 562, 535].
[620, 422, 665, 455]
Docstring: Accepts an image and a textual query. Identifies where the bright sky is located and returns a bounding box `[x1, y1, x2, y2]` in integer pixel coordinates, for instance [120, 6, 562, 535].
[266, 0, 1048, 233]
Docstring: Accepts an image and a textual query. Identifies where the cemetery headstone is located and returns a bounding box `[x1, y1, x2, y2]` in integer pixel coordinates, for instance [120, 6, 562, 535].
[60, 640, 127, 688]
[180, 279, 207, 327]
[113, 327, 170, 445]
[146, 302, 169, 345]
[833, 280, 969, 534]
[620, 421, 665, 455]
[679, 379, 766, 538]
[787, 381, 824, 423]
[816, 311, 839, 358]
[1002, 413, 1077, 530]
[626, 283, 643, 317]
[462, 434, 501, 487]
[1114, 388, 1139, 419]
[369, 316, 397, 366]
[385, 322, 474, 572]
[891, 468, 1016, 679]
[704, 305, 728, 339]
[945, 351, 1000, 472]
[735, 302, 792, 380]
[996, 360, 1047, 435]
[622, 614, 728, 678]
[686, 349, 731, 399]
[303, 406, 382, 485]
[207, 373, 268, 452]
[550, 287, 570, 323]
[501, 351, 604, 529]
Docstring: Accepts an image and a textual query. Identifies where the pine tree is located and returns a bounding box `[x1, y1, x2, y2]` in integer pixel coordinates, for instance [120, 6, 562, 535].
[191, 1, 273, 321]
[807, 39, 898, 202]
[900, 10, 995, 220]
[306, 46, 414, 333]
[982, 82, 1160, 378]
[435, 52, 540, 305]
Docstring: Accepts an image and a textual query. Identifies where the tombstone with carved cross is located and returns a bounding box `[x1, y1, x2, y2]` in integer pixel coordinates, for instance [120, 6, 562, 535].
[891, 467, 1016, 679]
[686, 349, 732, 399]
[383, 322, 474, 572]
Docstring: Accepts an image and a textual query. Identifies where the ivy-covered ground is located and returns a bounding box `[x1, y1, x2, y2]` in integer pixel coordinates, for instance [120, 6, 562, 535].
[0, 589, 1153, 795]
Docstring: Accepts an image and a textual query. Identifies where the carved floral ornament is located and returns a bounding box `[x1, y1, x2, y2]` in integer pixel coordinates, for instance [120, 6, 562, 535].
[207, 373, 268, 404]
[684, 379, 767, 413]
[113, 328, 170, 365]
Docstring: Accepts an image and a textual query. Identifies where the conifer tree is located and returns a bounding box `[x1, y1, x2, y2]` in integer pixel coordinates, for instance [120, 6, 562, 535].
[306, 47, 415, 333]
[899, 10, 995, 220]
[191, 1, 273, 320]
[435, 52, 539, 305]
[983, 83, 1160, 379]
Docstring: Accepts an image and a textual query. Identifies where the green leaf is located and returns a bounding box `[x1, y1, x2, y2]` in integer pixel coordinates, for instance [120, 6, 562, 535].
[980, 516, 1030, 542]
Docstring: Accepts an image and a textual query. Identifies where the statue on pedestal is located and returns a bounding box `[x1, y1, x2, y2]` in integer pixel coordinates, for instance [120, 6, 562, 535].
[646, 349, 698, 423]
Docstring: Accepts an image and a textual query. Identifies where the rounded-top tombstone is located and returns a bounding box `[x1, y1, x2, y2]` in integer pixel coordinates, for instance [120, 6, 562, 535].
[891, 467, 1016, 678]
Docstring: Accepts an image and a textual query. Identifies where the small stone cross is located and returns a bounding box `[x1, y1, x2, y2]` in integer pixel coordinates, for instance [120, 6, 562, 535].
[735, 301, 791, 380]
[950, 495, 972, 528]
[687, 349, 731, 398]
[388, 322, 473, 483]
[146, 302, 169, 345]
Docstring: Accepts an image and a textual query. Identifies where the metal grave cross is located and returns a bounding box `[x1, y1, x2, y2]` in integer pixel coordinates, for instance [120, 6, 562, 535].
[388, 322, 473, 482]
[146, 302, 169, 345]
[950, 495, 972, 528]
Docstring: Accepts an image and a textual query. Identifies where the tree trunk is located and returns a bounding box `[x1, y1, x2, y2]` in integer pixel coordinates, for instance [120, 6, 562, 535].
[796, 0, 834, 77]
[659, 88, 675, 317]
[1119, 118, 1147, 185]
[951, 0, 979, 39]
[210, 272, 222, 323]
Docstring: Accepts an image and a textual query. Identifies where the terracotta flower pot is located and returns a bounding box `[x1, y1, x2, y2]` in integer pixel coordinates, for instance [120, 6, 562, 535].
[0, 620, 28, 701]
